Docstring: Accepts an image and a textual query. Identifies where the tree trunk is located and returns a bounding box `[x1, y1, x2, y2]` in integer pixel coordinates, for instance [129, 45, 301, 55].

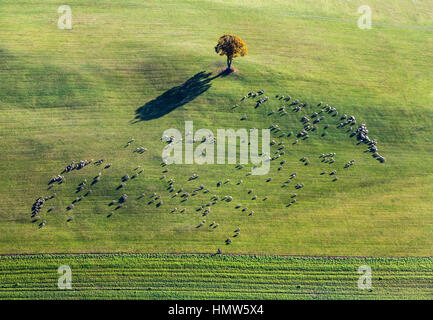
[227, 57, 232, 70]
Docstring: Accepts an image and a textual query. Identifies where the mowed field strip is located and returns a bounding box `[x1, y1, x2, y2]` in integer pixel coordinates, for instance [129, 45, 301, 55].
[1, 254, 433, 299]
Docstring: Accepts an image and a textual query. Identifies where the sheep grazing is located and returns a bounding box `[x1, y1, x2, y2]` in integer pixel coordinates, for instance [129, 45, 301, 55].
[297, 129, 308, 138]
[225, 238, 232, 245]
[76, 160, 91, 170]
[134, 147, 147, 154]
[62, 159, 91, 173]
[119, 194, 128, 203]
[330, 170, 337, 175]
[48, 175, 64, 185]
[32, 216, 40, 223]
[91, 175, 100, 185]
[344, 160, 355, 168]
[95, 158, 105, 165]
[240, 115, 248, 120]
[188, 173, 199, 181]
[263, 196, 268, 201]
[255, 96, 269, 108]
[31, 197, 45, 218]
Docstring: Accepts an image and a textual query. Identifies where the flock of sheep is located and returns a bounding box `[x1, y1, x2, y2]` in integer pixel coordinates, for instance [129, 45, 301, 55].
[31, 88, 384, 254]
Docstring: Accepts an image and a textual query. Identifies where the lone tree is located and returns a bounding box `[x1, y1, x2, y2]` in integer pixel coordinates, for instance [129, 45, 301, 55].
[215, 34, 247, 71]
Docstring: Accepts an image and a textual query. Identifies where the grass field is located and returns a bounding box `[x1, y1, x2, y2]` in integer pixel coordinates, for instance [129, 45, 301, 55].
[1, 254, 432, 299]
[0, 0, 432, 299]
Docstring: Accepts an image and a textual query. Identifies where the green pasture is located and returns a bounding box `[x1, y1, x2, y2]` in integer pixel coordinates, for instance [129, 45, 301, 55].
[0, 0, 432, 258]
[1, 254, 432, 299]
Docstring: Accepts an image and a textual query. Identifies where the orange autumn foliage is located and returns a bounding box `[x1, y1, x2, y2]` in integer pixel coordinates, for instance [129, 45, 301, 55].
[214, 34, 247, 70]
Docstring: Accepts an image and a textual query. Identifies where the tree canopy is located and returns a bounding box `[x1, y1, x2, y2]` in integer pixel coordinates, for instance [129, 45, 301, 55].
[214, 34, 247, 70]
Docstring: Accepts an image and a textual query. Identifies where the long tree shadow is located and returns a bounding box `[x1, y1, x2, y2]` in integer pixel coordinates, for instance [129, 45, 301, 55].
[133, 70, 223, 122]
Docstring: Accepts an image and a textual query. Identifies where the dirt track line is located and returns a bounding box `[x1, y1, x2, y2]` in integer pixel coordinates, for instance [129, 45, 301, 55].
[0, 252, 432, 259]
